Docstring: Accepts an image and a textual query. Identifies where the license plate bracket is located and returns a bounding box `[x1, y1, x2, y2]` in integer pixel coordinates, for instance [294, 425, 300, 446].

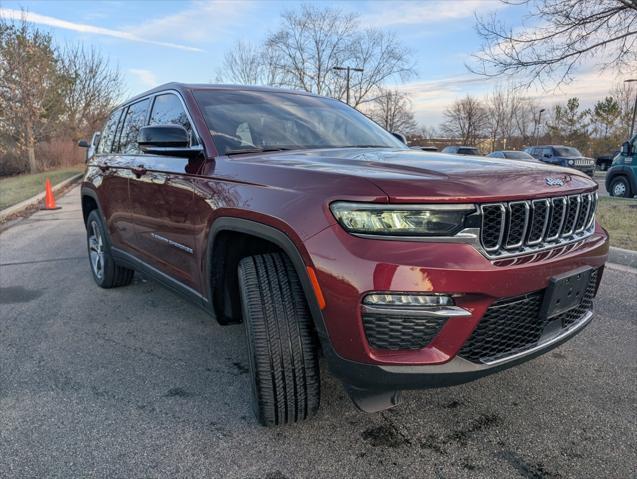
[540, 267, 592, 319]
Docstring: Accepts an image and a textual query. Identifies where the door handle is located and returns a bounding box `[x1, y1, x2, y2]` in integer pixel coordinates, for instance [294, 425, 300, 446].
[131, 164, 147, 178]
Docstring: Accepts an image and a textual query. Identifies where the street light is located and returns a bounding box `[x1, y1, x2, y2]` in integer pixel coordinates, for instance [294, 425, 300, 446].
[625, 79, 637, 138]
[534, 108, 546, 146]
[333, 65, 364, 105]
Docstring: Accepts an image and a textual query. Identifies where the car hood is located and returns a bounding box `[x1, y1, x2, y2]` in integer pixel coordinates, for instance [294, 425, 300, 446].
[233, 148, 597, 202]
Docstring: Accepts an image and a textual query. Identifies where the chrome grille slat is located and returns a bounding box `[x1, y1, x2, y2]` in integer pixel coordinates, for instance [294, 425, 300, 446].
[479, 192, 596, 259]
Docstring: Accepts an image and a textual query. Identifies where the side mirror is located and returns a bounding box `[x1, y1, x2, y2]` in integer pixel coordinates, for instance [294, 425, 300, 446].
[391, 132, 407, 144]
[138, 124, 202, 158]
[78, 139, 90, 148]
[620, 141, 632, 156]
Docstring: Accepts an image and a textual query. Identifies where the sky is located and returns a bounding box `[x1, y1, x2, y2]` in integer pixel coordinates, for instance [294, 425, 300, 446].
[0, 0, 624, 127]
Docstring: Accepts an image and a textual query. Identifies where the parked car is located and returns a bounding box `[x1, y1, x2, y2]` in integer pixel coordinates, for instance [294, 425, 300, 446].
[596, 150, 619, 171]
[524, 145, 595, 176]
[82, 83, 608, 426]
[410, 145, 438, 152]
[441, 145, 481, 155]
[488, 150, 537, 162]
[606, 135, 637, 197]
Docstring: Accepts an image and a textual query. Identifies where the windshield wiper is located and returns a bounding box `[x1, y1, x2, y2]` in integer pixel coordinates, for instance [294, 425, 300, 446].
[225, 147, 296, 155]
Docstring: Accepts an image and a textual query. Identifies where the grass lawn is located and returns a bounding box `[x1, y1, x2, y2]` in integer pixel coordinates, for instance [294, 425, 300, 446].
[0, 166, 84, 210]
[596, 196, 637, 251]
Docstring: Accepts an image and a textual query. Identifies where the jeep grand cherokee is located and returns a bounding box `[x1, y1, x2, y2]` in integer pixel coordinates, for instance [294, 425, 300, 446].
[80, 83, 609, 426]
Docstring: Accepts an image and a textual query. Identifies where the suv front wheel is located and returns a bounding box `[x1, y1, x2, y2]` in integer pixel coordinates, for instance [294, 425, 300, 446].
[238, 252, 320, 426]
[86, 210, 134, 288]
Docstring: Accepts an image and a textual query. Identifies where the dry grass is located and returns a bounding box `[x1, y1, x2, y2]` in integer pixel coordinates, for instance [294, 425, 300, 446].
[0, 166, 84, 210]
[596, 197, 637, 251]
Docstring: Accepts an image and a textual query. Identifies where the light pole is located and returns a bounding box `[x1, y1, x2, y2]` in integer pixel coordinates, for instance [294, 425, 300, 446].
[625, 79, 637, 138]
[333, 65, 363, 105]
[534, 108, 546, 146]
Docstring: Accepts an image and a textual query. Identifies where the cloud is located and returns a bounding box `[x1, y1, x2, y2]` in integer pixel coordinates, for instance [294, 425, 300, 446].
[0, 7, 204, 52]
[129, 69, 159, 89]
[132, 0, 254, 44]
[359, 0, 503, 28]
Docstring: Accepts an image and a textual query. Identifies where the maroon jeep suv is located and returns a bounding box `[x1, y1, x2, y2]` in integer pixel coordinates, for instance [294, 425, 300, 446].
[81, 83, 608, 426]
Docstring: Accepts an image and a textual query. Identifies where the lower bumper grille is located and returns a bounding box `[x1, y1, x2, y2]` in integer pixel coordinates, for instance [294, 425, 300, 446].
[459, 269, 597, 363]
[362, 312, 446, 350]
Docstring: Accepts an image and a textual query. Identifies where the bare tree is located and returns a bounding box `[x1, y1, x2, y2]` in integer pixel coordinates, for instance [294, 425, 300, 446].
[441, 95, 488, 146]
[217, 40, 280, 86]
[485, 86, 522, 150]
[367, 88, 417, 134]
[611, 80, 637, 137]
[470, 0, 637, 87]
[0, 15, 65, 173]
[59, 44, 123, 142]
[218, 5, 414, 106]
[513, 97, 540, 146]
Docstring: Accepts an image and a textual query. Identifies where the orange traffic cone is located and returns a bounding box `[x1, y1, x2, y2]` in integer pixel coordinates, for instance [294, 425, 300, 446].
[41, 178, 61, 210]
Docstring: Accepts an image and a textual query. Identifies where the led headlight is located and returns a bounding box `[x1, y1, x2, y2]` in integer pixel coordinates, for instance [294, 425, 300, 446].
[330, 202, 475, 236]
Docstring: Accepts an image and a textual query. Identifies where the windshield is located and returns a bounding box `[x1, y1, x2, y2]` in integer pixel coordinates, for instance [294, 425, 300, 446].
[193, 90, 405, 155]
[504, 151, 534, 160]
[554, 146, 582, 157]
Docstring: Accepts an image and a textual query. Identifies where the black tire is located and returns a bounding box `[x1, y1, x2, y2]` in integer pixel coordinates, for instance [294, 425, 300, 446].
[609, 176, 632, 198]
[238, 252, 320, 426]
[86, 210, 134, 288]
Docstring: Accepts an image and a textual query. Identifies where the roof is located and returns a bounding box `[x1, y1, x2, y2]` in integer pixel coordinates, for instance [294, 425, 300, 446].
[121, 82, 317, 107]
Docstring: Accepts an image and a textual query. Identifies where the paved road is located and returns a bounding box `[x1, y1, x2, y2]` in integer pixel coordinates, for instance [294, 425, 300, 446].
[1, 186, 635, 479]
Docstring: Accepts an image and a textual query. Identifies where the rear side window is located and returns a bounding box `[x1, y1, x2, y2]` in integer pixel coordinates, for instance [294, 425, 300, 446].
[97, 109, 123, 154]
[149, 94, 193, 140]
[116, 99, 150, 154]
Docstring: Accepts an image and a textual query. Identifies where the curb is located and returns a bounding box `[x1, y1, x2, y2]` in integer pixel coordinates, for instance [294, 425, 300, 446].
[608, 246, 637, 269]
[0, 172, 83, 222]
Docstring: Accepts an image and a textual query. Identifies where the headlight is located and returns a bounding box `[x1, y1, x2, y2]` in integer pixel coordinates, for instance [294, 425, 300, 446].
[568, 159, 574, 166]
[330, 202, 475, 236]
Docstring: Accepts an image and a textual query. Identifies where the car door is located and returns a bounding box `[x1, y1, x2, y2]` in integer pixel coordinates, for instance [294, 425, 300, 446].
[90, 108, 133, 249]
[127, 92, 204, 291]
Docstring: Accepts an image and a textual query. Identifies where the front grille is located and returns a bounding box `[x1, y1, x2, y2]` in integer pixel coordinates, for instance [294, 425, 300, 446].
[458, 270, 597, 363]
[480, 192, 596, 258]
[362, 312, 446, 350]
[573, 158, 593, 167]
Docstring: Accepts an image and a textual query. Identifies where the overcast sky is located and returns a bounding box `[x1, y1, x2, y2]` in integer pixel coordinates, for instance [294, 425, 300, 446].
[1, 0, 622, 127]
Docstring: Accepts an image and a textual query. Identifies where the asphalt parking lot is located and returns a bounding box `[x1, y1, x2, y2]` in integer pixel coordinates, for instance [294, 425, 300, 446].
[1, 186, 636, 479]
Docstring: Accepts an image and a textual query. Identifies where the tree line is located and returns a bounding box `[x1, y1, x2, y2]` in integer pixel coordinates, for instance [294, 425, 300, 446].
[411, 81, 636, 156]
[0, 16, 122, 176]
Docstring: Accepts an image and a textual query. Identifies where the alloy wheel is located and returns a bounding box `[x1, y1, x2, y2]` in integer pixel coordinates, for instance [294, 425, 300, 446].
[88, 220, 105, 280]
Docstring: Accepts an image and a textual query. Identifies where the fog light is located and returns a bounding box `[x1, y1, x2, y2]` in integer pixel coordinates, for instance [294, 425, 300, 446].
[363, 293, 454, 307]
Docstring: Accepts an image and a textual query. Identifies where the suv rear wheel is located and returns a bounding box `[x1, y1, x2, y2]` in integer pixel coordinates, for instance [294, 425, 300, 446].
[609, 176, 632, 197]
[238, 252, 320, 426]
[86, 210, 134, 288]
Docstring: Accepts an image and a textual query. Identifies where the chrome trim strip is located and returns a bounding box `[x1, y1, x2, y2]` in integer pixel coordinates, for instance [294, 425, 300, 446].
[352, 228, 479, 243]
[480, 203, 506, 252]
[575, 193, 592, 233]
[361, 304, 472, 318]
[504, 201, 530, 249]
[545, 196, 567, 241]
[332, 202, 476, 211]
[561, 195, 581, 237]
[482, 311, 593, 366]
[586, 192, 597, 229]
[527, 199, 550, 245]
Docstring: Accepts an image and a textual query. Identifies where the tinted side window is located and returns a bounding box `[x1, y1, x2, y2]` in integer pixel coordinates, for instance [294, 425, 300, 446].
[150, 94, 191, 131]
[117, 99, 150, 154]
[97, 109, 122, 154]
[542, 148, 553, 157]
